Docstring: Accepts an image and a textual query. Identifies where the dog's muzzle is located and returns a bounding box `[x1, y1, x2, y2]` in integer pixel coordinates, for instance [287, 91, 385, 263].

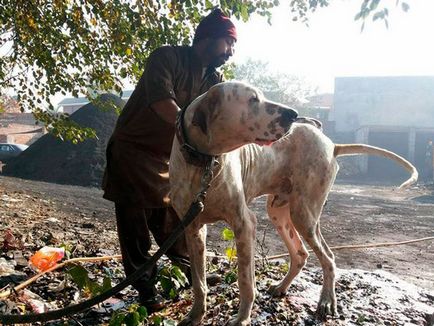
[279, 108, 298, 129]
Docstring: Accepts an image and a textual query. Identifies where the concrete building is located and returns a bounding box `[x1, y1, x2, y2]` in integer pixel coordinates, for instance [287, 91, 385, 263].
[58, 90, 133, 114]
[330, 76, 434, 179]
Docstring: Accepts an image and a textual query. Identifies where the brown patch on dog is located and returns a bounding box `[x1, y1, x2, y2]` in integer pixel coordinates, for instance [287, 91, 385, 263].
[297, 250, 306, 257]
[266, 106, 276, 115]
[280, 177, 293, 194]
[307, 227, 315, 238]
[289, 229, 294, 239]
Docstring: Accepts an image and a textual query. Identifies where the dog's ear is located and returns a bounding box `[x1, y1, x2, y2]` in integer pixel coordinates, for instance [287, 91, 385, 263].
[192, 97, 209, 135]
[191, 86, 223, 135]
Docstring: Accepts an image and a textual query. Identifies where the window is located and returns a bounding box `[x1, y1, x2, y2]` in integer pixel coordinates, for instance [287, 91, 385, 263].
[0, 145, 13, 152]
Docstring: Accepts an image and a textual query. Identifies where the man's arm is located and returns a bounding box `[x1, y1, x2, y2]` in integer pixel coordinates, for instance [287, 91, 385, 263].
[150, 98, 180, 125]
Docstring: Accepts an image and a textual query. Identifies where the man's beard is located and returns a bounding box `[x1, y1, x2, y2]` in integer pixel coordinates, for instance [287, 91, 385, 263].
[209, 54, 229, 68]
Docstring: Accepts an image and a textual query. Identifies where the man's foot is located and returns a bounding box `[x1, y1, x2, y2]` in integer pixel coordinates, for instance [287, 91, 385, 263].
[139, 293, 165, 314]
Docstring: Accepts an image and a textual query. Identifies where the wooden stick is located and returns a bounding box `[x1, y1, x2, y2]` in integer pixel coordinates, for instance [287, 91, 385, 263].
[266, 236, 434, 260]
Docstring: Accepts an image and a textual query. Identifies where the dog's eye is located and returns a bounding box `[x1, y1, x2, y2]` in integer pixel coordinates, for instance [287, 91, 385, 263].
[249, 96, 259, 104]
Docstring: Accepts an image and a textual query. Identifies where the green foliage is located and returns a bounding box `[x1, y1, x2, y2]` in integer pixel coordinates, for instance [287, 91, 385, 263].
[67, 263, 112, 297]
[233, 58, 316, 108]
[0, 0, 278, 142]
[152, 316, 177, 326]
[0, 0, 411, 142]
[221, 227, 238, 282]
[157, 265, 189, 300]
[59, 242, 73, 260]
[224, 270, 238, 284]
[221, 227, 237, 261]
[355, 0, 411, 30]
[109, 304, 148, 326]
[221, 227, 235, 241]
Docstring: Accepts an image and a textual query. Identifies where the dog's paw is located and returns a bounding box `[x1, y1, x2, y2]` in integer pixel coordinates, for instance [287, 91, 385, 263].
[226, 316, 251, 326]
[267, 284, 286, 297]
[316, 296, 337, 320]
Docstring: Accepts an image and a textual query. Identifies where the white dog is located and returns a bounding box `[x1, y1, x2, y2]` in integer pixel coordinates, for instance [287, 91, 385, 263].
[169, 81, 417, 325]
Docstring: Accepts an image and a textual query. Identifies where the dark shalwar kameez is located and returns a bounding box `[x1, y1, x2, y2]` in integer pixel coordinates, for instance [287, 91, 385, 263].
[102, 45, 223, 297]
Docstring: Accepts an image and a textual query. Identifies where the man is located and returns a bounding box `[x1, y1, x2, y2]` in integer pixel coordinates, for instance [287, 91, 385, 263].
[102, 9, 237, 312]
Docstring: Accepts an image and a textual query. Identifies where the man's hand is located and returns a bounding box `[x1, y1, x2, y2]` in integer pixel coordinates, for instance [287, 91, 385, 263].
[151, 99, 181, 125]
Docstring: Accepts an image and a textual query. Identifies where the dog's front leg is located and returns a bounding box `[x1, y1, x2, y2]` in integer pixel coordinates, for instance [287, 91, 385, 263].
[179, 224, 207, 326]
[228, 209, 257, 326]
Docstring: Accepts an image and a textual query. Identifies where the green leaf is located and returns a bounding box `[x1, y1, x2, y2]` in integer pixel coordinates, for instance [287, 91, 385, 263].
[222, 228, 235, 241]
[153, 315, 163, 325]
[225, 247, 237, 260]
[160, 276, 173, 293]
[224, 270, 237, 284]
[101, 276, 112, 292]
[124, 311, 140, 326]
[171, 266, 189, 287]
[137, 306, 148, 320]
[67, 264, 89, 289]
[109, 312, 125, 326]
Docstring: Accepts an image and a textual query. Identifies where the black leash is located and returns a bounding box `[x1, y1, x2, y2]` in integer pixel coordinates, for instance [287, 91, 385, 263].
[0, 157, 218, 324]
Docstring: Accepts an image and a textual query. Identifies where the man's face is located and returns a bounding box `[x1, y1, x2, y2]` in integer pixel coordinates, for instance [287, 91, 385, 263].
[206, 36, 236, 68]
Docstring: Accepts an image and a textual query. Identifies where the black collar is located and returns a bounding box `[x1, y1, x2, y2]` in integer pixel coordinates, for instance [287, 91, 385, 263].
[175, 108, 218, 167]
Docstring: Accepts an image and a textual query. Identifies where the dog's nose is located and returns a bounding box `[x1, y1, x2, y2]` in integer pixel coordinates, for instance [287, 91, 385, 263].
[279, 107, 298, 128]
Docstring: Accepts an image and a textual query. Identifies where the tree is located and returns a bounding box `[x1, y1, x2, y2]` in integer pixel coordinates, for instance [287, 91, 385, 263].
[0, 0, 410, 142]
[0, 95, 20, 114]
[233, 58, 317, 108]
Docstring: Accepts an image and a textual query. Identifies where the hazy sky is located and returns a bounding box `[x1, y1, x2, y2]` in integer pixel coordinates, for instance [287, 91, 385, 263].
[232, 0, 434, 93]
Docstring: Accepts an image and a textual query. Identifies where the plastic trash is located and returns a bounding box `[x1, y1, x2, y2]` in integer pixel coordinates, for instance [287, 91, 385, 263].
[29, 246, 65, 272]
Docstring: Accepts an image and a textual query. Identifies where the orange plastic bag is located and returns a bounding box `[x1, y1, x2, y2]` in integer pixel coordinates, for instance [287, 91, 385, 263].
[29, 246, 65, 272]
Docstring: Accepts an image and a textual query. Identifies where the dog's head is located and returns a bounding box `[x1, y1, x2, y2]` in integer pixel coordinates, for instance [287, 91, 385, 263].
[185, 81, 298, 154]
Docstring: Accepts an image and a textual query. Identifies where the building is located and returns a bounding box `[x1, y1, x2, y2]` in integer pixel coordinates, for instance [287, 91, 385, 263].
[330, 76, 434, 179]
[0, 97, 45, 145]
[58, 90, 133, 114]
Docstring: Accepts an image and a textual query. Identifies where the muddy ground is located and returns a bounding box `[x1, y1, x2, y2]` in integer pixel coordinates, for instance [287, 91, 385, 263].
[0, 175, 433, 325]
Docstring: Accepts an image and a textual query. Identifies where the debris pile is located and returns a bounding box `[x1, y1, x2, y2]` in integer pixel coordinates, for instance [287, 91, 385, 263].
[3, 94, 123, 187]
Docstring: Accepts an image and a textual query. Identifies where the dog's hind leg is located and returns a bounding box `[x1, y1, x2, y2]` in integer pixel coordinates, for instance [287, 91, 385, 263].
[178, 223, 208, 326]
[266, 195, 309, 296]
[291, 201, 337, 319]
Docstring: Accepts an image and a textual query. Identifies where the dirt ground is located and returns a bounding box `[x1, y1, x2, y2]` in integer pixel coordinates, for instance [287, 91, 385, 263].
[0, 175, 433, 324]
[1, 175, 433, 290]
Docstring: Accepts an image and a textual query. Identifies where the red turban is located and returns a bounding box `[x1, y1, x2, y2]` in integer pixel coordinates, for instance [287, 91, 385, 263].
[193, 9, 237, 43]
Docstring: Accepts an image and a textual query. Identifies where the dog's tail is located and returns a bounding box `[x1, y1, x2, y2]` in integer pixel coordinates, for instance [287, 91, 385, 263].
[334, 144, 418, 189]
